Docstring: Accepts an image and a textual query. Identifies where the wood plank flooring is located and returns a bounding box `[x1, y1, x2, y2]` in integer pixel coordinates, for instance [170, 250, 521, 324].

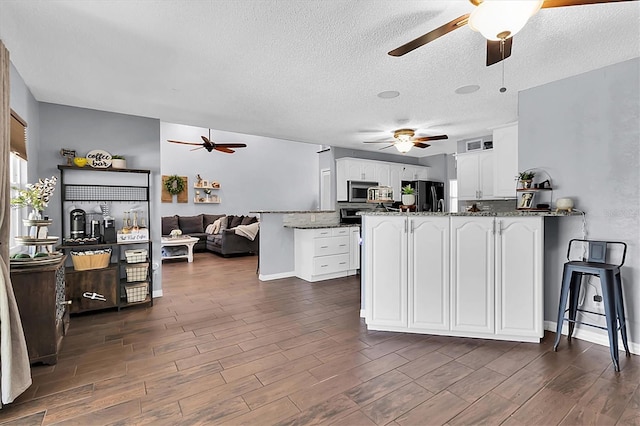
[2, 252, 638, 425]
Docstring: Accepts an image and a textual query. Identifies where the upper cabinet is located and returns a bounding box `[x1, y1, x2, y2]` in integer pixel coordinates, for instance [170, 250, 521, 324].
[457, 123, 518, 200]
[457, 151, 494, 200]
[493, 123, 518, 198]
[336, 157, 428, 202]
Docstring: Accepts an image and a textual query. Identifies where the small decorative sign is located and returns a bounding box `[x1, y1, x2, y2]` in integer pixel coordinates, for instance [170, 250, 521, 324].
[117, 229, 149, 243]
[60, 148, 76, 165]
[86, 150, 112, 168]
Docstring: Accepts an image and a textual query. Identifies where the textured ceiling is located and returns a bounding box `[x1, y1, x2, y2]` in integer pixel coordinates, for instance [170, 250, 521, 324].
[0, 0, 638, 157]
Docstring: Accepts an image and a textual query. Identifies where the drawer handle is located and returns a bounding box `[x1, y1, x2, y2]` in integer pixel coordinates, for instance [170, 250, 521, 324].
[320, 264, 328, 268]
[320, 245, 329, 249]
[58, 300, 72, 306]
[339, 262, 347, 265]
[339, 244, 347, 247]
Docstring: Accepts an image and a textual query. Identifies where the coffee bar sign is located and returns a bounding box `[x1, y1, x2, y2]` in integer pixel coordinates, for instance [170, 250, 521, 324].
[86, 150, 112, 168]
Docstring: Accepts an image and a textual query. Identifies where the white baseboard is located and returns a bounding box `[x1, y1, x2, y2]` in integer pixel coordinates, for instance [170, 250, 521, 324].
[152, 289, 163, 298]
[545, 320, 639, 355]
[258, 271, 295, 282]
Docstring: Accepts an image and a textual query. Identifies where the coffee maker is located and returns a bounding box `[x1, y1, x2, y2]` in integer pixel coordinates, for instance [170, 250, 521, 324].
[70, 209, 86, 238]
[103, 216, 116, 243]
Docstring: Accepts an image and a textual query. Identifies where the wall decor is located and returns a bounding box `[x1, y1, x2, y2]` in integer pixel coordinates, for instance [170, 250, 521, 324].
[86, 149, 112, 168]
[161, 175, 188, 203]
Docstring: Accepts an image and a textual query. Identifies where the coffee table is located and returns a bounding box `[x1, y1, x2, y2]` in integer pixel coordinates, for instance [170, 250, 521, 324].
[161, 236, 199, 263]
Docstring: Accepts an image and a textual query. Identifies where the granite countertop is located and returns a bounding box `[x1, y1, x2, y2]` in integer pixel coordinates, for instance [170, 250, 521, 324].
[284, 223, 360, 229]
[250, 210, 336, 214]
[357, 211, 582, 217]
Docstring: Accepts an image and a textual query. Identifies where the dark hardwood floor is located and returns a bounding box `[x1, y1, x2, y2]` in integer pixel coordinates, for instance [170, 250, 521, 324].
[2, 252, 639, 425]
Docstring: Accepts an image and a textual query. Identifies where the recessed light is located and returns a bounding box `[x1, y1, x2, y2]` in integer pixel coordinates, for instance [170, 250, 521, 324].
[377, 91, 400, 99]
[455, 85, 480, 95]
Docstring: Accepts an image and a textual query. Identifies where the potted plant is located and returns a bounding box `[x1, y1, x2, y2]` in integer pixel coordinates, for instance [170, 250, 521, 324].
[111, 155, 126, 169]
[401, 184, 415, 206]
[517, 171, 536, 189]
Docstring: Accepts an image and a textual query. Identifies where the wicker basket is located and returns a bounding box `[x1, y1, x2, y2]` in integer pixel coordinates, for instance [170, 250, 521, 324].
[71, 249, 111, 271]
[125, 264, 149, 282]
[125, 282, 148, 303]
[125, 249, 147, 263]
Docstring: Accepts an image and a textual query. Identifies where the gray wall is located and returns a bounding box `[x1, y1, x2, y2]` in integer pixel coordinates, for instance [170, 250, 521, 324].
[38, 104, 163, 292]
[9, 62, 40, 181]
[160, 122, 321, 215]
[519, 58, 639, 349]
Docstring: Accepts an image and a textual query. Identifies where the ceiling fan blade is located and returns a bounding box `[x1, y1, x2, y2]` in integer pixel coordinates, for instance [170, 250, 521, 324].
[190, 146, 205, 151]
[379, 145, 396, 150]
[388, 14, 470, 57]
[413, 142, 431, 149]
[363, 140, 395, 144]
[215, 146, 235, 154]
[201, 135, 211, 144]
[216, 143, 247, 148]
[486, 37, 513, 66]
[167, 139, 202, 146]
[541, 0, 635, 8]
[413, 134, 448, 142]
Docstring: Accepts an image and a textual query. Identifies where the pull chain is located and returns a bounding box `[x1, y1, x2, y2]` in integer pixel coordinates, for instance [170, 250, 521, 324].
[499, 39, 507, 93]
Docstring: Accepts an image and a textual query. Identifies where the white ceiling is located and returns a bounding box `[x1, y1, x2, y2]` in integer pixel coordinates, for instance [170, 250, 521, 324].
[0, 1, 638, 157]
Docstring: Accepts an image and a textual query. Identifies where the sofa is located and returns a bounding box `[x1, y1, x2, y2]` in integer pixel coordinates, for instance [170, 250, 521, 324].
[162, 213, 259, 257]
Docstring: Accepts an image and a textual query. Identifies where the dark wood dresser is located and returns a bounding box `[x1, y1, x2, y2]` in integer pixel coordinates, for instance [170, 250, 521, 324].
[10, 256, 70, 365]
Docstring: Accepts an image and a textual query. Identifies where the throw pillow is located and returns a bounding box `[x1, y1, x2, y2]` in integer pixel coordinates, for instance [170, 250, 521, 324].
[205, 223, 216, 234]
[219, 216, 228, 233]
[178, 214, 204, 234]
[161, 215, 179, 235]
[241, 216, 258, 225]
[204, 214, 224, 227]
[229, 215, 244, 229]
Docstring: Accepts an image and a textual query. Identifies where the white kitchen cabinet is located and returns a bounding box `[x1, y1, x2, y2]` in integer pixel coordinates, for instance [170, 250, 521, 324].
[408, 217, 450, 331]
[349, 226, 360, 271]
[363, 214, 544, 342]
[450, 216, 495, 334]
[493, 123, 518, 198]
[364, 216, 449, 330]
[388, 164, 403, 202]
[364, 216, 407, 327]
[399, 165, 430, 181]
[457, 151, 494, 200]
[495, 217, 543, 338]
[294, 227, 359, 282]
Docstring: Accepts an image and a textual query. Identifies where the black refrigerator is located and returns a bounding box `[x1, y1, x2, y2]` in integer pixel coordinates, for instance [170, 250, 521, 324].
[401, 180, 445, 212]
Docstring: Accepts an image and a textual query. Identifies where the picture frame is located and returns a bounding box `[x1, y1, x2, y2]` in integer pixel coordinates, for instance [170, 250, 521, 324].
[520, 192, 535, 209]
[201, 180, 209, 188]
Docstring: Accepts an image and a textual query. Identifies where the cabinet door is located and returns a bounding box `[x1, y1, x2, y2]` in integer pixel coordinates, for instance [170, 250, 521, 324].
[364, 216, 407, 328]
[493, 123, 518, 198]
[388, 164, 403, 201]
[408, 217, 449, 331]
[456, 154, 479, 199]
[336, 159, 348, 201]
[66, 266, 119, 313]
[495, 217, 543, 338]
[400, 166, 417, 181]
[450, 217, 495, 333]
[478, 151, 494, 198]
[349, 227, 361, 270]
[375, 163, 390, 186]
[361, 161, 377, 181]
[415, 166, 430, 180]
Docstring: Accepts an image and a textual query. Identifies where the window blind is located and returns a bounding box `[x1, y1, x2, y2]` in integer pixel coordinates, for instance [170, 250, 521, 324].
[10, 109, 27, 160]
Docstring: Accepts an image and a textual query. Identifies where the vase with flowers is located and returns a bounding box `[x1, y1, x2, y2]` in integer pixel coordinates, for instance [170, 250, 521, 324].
[11, 176, 58, 220]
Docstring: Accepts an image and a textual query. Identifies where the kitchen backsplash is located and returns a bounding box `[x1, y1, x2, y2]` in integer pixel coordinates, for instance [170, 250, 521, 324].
[459, 199, 516, 213]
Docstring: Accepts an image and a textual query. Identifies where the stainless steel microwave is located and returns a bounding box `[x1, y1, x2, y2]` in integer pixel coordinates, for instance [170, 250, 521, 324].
[347, 181, 378, 203]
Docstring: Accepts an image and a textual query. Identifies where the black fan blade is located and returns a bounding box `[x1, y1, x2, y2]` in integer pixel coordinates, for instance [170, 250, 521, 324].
[189, 147, 204, 151]
[215, 146, 235, 154]
[413, 135, 448, 142]
[542, 0, 636, 8]
[379, 145, 395, 150]
[216, 143, 247, 148]
[388, 14, 470, 57]
[486, 38, 513, 66]
[167, 139, 202, 146]
[413, 142, 431, 149]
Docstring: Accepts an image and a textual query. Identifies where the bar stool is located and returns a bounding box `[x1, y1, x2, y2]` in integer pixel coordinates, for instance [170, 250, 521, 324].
[553, 239, 630, 371]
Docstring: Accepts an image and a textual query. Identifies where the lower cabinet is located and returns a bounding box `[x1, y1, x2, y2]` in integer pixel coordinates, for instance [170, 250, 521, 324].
[363, 215, 543, 342]
[10, 258, 69, 364]
[65, 266, 119, 313]
[294, 226, 360, 282]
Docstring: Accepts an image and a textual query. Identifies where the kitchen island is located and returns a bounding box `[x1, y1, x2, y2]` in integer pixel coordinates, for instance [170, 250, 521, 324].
[360, 210, 579, 343]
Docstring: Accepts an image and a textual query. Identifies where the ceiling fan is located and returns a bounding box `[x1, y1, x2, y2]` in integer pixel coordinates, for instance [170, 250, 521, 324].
[388, 0, 635, 66]
[167, 130, 247, 154]
[364, 129, 448, 153]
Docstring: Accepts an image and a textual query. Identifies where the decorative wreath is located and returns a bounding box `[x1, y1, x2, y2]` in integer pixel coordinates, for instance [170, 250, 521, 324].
[164, 175, 185, 195]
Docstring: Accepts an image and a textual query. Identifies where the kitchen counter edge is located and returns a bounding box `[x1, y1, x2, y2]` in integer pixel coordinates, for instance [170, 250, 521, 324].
[284, 224, 360, 229]
[357, 211, 582, 217]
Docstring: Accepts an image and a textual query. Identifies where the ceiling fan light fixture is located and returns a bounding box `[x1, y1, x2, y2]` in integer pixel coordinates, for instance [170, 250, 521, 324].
[395, 140, 414, 153]
[469, 0, 543, 41]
